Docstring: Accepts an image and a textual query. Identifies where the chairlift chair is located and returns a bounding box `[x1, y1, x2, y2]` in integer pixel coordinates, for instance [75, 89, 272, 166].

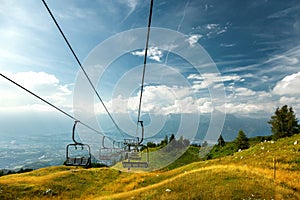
[110, 141, 123, 161]
[99, 148, 113, 160]
[99, 136, 114, 165]
[99, 136, 124, 166]
[122, 121, 149, 169]
[65, 121, 91, 167]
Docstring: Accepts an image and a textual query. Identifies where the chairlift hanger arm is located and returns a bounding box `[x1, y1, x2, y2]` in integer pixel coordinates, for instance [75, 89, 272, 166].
[138, 121, 144, 144]
[72, 120, 83, 145]
[102, 136, 109, 148]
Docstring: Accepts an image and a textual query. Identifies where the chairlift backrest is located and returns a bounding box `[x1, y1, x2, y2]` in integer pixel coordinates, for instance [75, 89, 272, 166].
[99, 148, 113, 160]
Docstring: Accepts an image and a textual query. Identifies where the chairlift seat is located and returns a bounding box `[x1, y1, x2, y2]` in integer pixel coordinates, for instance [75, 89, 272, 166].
[99, 155, 111, 160]
[124, 139, 139, 146]
[81, 157, 91, 166]
[127, 152, 142, 160]
[122, 161, 148, 168]
[74, 158, 82, 165]
[65, 157, 91, 166]
[111, 152, 121, 157]
[65, 158, 76, 165]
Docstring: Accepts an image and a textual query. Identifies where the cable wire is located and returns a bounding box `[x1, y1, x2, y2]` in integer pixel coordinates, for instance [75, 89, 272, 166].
[41, 0, 123, 135]
[136, 0, 154, 125]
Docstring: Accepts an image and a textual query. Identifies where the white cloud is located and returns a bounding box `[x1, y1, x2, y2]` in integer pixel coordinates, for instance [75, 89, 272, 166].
[188, 73, 241, 90]
[185, 34, 203, 47]
[192, 23, 230, 40]
[268, 6, 299, 19]
[91, 76, 288, 118]
[55, 4, 97, 20]
[94, 70, 300, 118]
[206, 24, 218, 30]
[12, 71, 59, 88]
[95, 84, 213, 115]
[198, 101, 213, 113]
[279, 96, 299, 105]
[273, 71, 300, 95]
[234, 87, 256, 97]
[188, 73, 241, 82]
[220, 43, 235, 47]
[255, 45, 300, 78]
[216, 29, 227, 35]
[0, 71, 72, 113]
[271, 72, 300, 115]
[131, 46, 163, 62]
[123, 0, 138, 10]
[223, 102, 271, 115]
[220, 89, 275, 116]
[266, 55, 299, 65]
[119, 0, 139, 22]
[227, 87, 254, 101]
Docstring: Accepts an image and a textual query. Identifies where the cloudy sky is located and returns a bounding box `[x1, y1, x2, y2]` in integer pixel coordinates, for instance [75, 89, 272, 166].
[1, 0, 300, 137]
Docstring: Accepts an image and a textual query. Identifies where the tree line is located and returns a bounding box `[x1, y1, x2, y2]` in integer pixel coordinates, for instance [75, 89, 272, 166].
[235, 105, 299, 150]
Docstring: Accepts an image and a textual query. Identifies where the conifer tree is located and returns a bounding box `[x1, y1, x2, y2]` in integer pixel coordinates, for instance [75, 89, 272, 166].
[217, 135, 225, 147]
[169, 134, 175, 143]
[202, 140, 208, 147]
[268, 105, 299, 139]
[235, 130, 249, 150]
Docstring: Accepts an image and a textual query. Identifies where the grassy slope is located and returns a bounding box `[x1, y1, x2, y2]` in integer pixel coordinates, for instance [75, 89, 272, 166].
[0, 134, 300, 200]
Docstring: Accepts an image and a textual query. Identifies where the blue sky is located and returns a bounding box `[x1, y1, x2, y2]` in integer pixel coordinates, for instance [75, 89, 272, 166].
[1, 0, 300, 137]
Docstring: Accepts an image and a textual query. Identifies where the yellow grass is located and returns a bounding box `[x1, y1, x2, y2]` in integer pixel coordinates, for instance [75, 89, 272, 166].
[95, 165, 300, 200]
[0, 134, 299, 199]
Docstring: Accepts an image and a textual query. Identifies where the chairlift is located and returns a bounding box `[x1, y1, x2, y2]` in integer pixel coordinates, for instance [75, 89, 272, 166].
[111, 140, 124, 163]
[65, 121, 91, 167]
[113, 140, 127, 162]
[99, 136, 113, 163]
[121, 0, 152, 169]
[99, 136, 124, 166]
[122, 121, 149, 169]
[112, 140, 124, 156]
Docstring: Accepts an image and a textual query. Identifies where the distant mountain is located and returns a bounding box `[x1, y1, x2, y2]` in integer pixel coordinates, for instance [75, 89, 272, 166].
[143, 113, 271, 144]
[0, 112, 271, 143]
[221, 114, 270, 141]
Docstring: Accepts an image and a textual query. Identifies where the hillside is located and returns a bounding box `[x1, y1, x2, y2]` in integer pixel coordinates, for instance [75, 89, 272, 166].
[0, 134, 299, 199]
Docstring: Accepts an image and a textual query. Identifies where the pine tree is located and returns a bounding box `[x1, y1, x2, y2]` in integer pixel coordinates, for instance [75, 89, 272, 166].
[268, 105, 299, 139]
[235, 130, 249, 150]
[160, 135, 168, 146]
[217, 135, 225, 147]
[169, 134, 175, 143]
[202, 141, 208, 147]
